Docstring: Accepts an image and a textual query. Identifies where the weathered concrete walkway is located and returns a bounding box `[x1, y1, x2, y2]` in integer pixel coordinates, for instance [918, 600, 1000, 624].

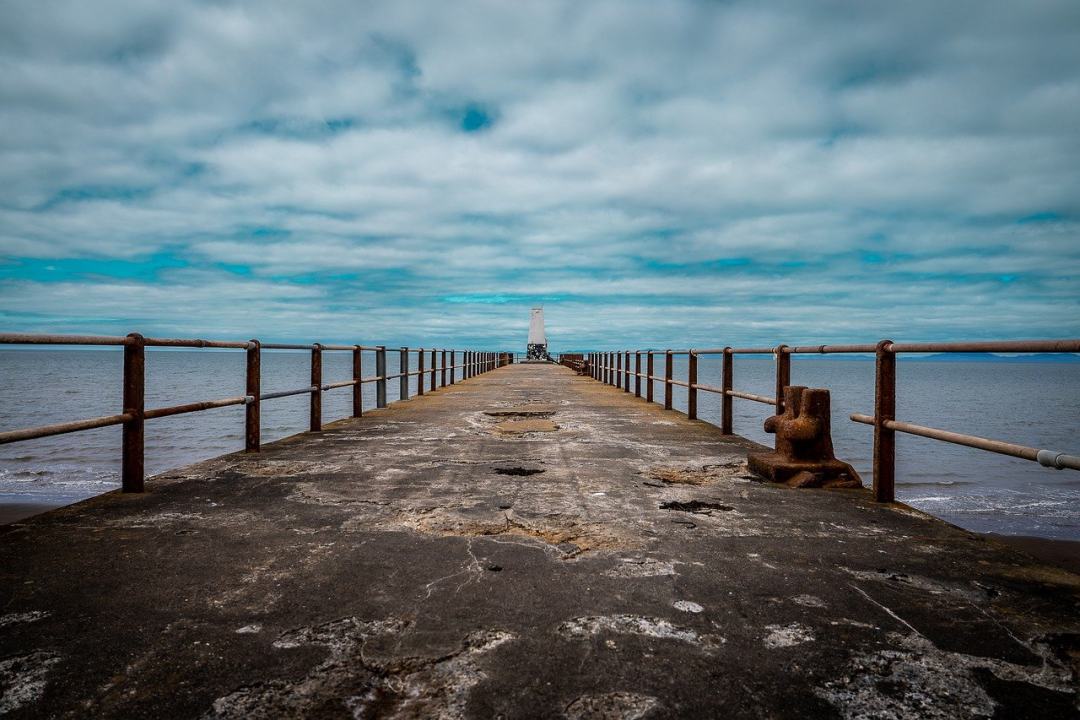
[1, 363, 1078, 718]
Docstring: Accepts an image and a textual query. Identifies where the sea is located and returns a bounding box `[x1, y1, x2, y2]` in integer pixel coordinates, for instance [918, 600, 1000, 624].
[1, 349, 1078, 540]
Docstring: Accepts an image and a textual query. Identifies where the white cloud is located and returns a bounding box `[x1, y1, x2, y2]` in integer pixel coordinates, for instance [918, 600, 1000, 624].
[0, 0, 1078, 348]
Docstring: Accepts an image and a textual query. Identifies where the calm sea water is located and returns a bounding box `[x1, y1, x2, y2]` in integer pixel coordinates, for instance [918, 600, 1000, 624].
[1, 350, 1078, 540]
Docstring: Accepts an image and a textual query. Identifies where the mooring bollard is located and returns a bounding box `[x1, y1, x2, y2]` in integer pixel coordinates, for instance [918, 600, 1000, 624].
[122, 332, 145, 492]
[664, 350, 673, 410]
[352, 345, 363, 417]
[721, 347, 733, 434]
[246, 339, 260, 451]
[748, 386, 861, 488]
[310, 343, 322, 431]
[376, 346, 387, 408]
[400, 347, 409, 401]
[873, 339, 896, 503]
[688, 351, 698, 419]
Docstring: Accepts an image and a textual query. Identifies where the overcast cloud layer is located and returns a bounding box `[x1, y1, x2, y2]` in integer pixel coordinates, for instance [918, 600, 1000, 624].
[1, 0, 1078, 349]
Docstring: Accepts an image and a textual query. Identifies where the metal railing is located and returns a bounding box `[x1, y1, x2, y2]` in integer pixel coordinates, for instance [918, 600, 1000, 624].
[0, 333, 508, 492]
[587, 339, 1080, 502]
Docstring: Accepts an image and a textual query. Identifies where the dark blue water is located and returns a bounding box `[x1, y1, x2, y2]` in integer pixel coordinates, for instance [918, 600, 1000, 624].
[1, 350, 1078, 540]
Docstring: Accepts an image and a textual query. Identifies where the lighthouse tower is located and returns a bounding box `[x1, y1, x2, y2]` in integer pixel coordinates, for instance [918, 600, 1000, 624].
[527, 308, 548, 360]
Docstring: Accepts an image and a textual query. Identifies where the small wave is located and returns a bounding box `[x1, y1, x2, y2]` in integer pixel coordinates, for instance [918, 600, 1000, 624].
[897, 480, 973, 488]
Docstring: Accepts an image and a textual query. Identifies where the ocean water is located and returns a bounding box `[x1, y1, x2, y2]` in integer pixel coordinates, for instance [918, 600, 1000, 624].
[1, 350, 1078, 540]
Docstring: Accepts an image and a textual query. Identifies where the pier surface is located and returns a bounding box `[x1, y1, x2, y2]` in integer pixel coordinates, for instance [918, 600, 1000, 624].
[2, 363, 1078, 718]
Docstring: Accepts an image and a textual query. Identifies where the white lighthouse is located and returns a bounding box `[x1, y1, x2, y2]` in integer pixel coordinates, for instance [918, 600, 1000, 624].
[527, 308, 548, 360]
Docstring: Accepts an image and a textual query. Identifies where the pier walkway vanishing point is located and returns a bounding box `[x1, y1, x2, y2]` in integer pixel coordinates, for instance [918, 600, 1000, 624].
[1, 362, 1078, 718]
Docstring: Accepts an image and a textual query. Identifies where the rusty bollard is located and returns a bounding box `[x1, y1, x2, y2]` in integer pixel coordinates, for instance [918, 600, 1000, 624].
[747, 386, 862, 489]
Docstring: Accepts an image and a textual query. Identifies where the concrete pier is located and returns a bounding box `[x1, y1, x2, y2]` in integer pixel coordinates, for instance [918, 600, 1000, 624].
[1, 363, 1078, 718]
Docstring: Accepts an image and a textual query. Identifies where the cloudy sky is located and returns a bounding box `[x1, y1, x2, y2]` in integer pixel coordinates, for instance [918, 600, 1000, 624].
[1, 0, 1078, 350]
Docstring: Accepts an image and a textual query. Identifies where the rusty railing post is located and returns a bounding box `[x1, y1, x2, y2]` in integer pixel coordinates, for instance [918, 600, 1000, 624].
[441, 349, 447, 387]
[664, 350, 673, 410]
[634, 352, 641, 396]
[646, 352, 654, 403]
[873, 339, 896, 503]
[774, 344, 790, 413]
[122, 332, 145, 492]
[624, 351, 631, 391]
[688, 351, 698, 419]
[607, 352, 613, 385]
[310, 343, 322, 431]
[430, 348, 437, 390]
[399, 347, 409, 400]
[450, 350, 455, 384]
[245, 339, 260, 451]
[721, 347, 733, 434]
[352, 345, 363, 416]
[417, 348, 425, 396]
[616, 351, 622, 389]
[376, 346, 387, 408]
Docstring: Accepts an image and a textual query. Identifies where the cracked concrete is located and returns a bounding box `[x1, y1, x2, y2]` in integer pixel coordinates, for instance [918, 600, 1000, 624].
[0, 363, 1078, 718]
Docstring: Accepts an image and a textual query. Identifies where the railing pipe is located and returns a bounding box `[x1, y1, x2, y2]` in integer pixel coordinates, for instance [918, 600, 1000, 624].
[664, 350, 673, 410]
[122, 332, 145, 493]
[310, 344, 322, 431]
[246, 340, 260, 451]
[352, 346, 363, 417]
[417, 348, 425, 395]
[688, 351, 698, 419]
[873, 339, 896, 503]
[0, 332, 130, 346]
[646, 352, 654, 403]
[850, 413, 1080, 470]
[634, 352, 642, 397]
[774, 344, 790, 414]
[0, 413, 133, 445]
[721, 348, 733, 434]
[259, 386, 316, 401]
[376, 346, 387, 408]
[144, 396, 248, 420]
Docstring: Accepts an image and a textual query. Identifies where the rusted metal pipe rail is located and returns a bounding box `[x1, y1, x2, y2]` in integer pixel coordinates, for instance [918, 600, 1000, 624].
[851, 414, 1080, 471]
[0, 413, 134, 445]
[0, 333, 131, 346]
[588, 338, 1079, 504]
[143, 396, 250, 420]
[0, 332, 506, 494]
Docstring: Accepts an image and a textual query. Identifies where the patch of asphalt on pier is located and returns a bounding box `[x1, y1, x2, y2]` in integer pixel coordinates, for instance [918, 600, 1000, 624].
[0, 363, 1077, 718]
